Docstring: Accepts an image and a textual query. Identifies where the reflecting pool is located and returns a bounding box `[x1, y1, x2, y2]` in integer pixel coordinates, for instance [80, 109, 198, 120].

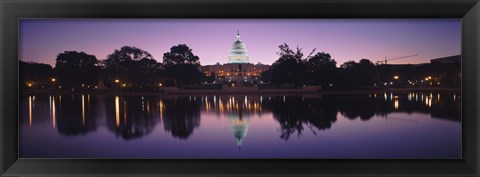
[19, 92, 461, 158]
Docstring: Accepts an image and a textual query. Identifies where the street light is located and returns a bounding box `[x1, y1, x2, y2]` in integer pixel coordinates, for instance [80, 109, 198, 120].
[158, 83, 163, 87]
[393, 75, 399, 80]
[51, 78, 56, 82]
[114, 79, 120, 83]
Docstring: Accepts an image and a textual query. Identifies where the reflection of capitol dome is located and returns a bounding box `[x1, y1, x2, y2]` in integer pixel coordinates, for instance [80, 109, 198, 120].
[229, 112, 249, 148]
[228, 30, 249, 64]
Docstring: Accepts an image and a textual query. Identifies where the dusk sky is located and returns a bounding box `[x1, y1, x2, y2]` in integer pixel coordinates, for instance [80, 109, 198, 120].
[20, 19, 461, 66]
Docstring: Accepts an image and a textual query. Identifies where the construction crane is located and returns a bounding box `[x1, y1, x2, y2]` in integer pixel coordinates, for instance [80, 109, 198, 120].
[376, 54, 418, 65]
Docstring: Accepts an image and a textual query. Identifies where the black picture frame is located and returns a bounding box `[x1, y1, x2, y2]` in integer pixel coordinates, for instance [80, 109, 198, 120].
[1, 0, 479, 176]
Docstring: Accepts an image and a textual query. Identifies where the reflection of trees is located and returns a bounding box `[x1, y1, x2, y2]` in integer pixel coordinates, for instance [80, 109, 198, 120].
[261, 93, 461, 140]
[106, 96, 159, 140]
[262, 96, 338, 140]
[335, 93, 461, 122]
[56, 95, 97, 136]
[162, 97, 201, 139]
[334, 95, 379, 121]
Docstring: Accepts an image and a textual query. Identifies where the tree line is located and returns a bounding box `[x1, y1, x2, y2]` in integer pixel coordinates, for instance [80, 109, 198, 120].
[20, 44, 204, 91]
[261, 43, 461, 90]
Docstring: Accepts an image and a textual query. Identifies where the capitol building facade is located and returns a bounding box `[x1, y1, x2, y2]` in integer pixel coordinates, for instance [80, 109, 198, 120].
[200, 31, 270, 86]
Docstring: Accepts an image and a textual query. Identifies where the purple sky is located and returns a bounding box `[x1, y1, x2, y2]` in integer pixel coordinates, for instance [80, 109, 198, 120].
[20, 19, 461, 66]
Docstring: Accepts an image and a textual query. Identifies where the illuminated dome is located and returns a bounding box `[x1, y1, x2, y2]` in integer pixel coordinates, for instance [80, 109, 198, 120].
[228, 30, 249, 64]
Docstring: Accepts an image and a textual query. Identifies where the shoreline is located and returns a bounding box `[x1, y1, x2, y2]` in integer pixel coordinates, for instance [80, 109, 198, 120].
[20, 87, 461, 96]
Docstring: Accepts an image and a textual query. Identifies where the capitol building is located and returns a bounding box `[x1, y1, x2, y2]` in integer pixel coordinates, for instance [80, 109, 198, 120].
[200, 31, 270, 86]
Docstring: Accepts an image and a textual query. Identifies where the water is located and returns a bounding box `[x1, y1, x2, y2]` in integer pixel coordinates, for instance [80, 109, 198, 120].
[19, 92, 461, 158]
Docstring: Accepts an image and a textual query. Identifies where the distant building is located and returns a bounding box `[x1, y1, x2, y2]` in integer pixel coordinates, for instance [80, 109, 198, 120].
[200, 31, 270, 84]
[430, 55, 461, 64]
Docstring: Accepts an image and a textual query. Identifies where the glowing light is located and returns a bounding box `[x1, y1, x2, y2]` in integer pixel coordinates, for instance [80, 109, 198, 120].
[393, 75, 399, 79]
[51, 78, 56, 82]
[394, 99, 399, 110]
[158, 83, 163, 86]
[115, 79, 120, 83]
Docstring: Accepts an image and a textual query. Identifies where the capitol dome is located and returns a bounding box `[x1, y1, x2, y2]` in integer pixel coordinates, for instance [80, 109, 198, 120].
[228, 30, 249, 63]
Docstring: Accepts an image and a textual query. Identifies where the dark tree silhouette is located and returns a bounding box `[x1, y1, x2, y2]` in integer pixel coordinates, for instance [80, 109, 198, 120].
[54, 51, 100, 89]
[306, 52, 337, 87]
[162, 44, 203, 87]
[268, 43, 309, 87]
[103, 46, 162, 89]
[163, 44, 200, 65]
[338, 59, 379, 89]
[19, 61, 53, 90]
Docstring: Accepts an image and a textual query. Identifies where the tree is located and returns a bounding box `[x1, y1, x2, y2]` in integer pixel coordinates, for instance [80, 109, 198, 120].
[338, 59, 379, 89]
[306, 52, 337, 86]
[54, 51, 100, 89]
[163, 44, 200, 65]
[103, 46, 161, 89]
[19, 61, 53, 90]
[162, 44, 203, 86]
[267, 43, 311, 87]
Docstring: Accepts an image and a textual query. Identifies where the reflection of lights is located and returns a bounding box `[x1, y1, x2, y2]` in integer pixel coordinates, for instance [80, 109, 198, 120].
[147, 100, 150, 113]
[219, 99, 224, 113]
[115, 96, 120, 127]
[28, 96, 32, 127]
[52, 96, 56, 128]
[453, 94, 456, 101]
[394, 100, 399, 110]
[384, 93, 387, 101]
[158, 99, 164, 121]
[244, 96, 248, 108]
[82, 95, 85, 126]
[124, 100, 127, 125]
[374, 94, 377, 98]
[437, 94, 440, 101]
